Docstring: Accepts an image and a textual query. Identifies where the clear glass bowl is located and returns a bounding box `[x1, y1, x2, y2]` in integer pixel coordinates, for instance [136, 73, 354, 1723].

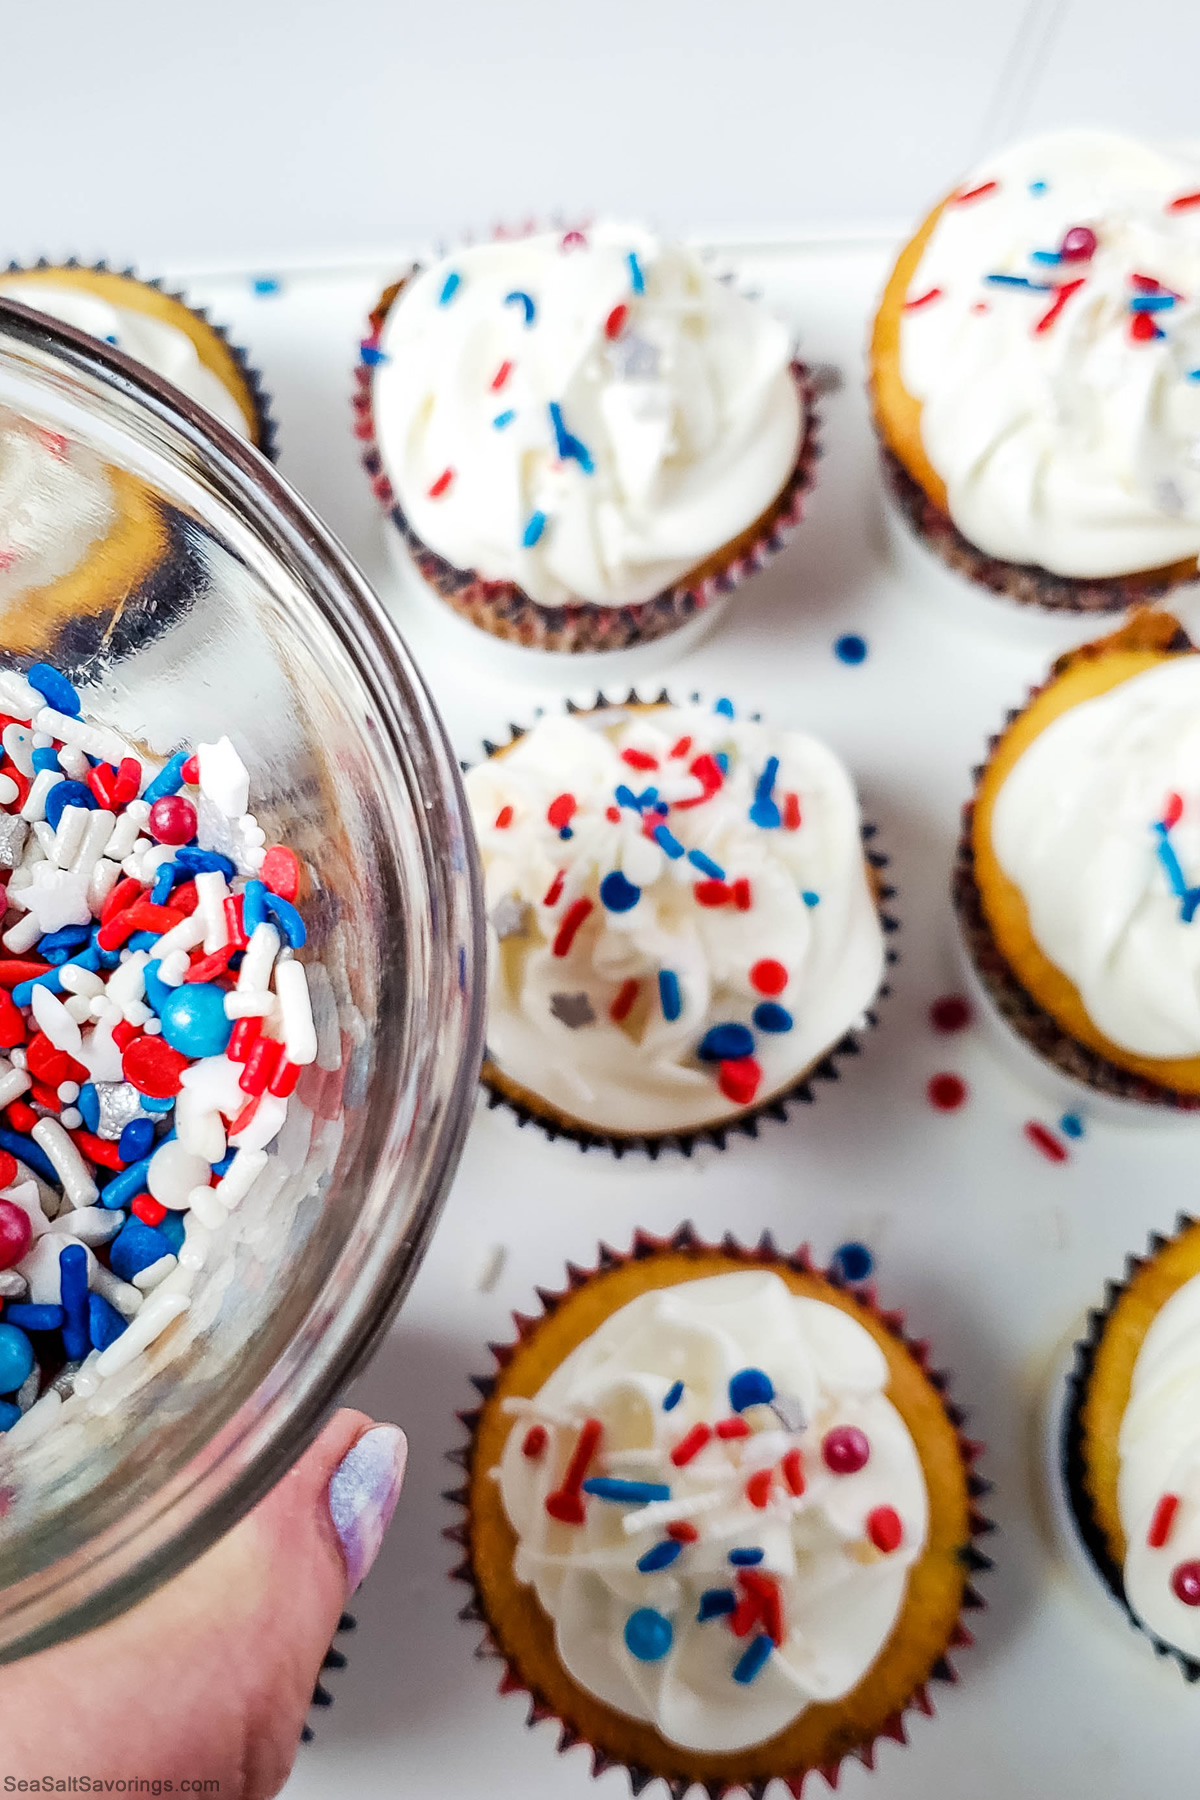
[0, 297, 485, 1659]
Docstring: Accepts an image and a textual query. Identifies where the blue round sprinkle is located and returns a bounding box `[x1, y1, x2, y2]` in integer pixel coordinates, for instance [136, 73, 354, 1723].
[27, 663, 81, 716]
[753, 1002, 793, 1034]
[1029, 179, 1048, 194]
[559, 826, 574, 841]
[158, 983, 233, 1060]
[118, 1117, 156, 1164]
[600, 870, 641, 913]
[834, 634, 868, 665]
[44, 780, 97, 832]
[802, 890, 821, 907]
[714, 698, 735, 718]
[624, 1608, 673, 1662]
[1060, 1113, 1084, 1140]
[832, 1241, 874, 1283]
[729, 1367, 774, 1412]
[0, 1323, 34, 1395]
[698, 1022, 755, 1062]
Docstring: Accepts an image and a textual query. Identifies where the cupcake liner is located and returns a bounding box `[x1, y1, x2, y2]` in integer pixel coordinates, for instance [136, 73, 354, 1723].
[472, 691, 900, 1159]
[878, 443, 1198, 617]
[300, 1609, 357, 1743]
[1061, 1214, 1200, 1682]
[4, 258, 278, 459]
[353, 250, 820, 653]
[444, 1223, 993, 1798]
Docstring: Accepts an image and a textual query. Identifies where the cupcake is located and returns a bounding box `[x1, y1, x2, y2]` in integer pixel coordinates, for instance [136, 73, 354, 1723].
[356, 222, 816, 653]
[463, 696, 893, 1150]
[1064, 1215, 1200, 1676]
[0, 264, 275, 453]
[449, 1228, 990, 1793]
[956, 609, 1200, 1114]
[870, 130, 1200, 613]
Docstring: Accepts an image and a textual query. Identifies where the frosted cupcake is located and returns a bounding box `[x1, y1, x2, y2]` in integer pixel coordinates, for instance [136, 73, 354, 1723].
[871, 130, 1200, 612]
[956, 610, 1200, 1114]
[464, 698, 891, 1149]
[451, 1230, 989, 1792]
[356, 223, 815, 652]
[1064, 1216, 1200, 1676]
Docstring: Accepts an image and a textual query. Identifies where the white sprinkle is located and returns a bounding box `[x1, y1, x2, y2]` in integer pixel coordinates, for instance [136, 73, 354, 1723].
[274, 958, 317, 1066]
[194, 870, 230, 954]
[238, 921, 280, 993]
[4, 1388, 62, 1446]
[0, 775, 18, 807]
[157, 949, 190, 987]
[31, 1119, 99, 1208]
[0, 672, 41, 720]
[21, 768, 64, 824]
[57, 1080, 80, 1103]
[103, 811, 144, 862]
[0, 1065, 32, 1109]
[58, 965, 104, 999]
[86, 857, 122, 914]
[147, 1139, 210, 1210]
[197, 736, 250, 819]
[31, 984, 84, 1058]
[32, 707, 132, 769]
[67, 1205, 124, 1247]
[52, 805, 90, 869]
[223, 988, 278, 1020]
[184, 1183, 227, 1230]
[59, 1107, 83, 1130]
[94, 1290, 188, 1378]
[229, 1091, 287, 1152]
[213, 1148, 268, 1213]
[2, 913, 40, 953]
[151, 913, 205, 958]
[57, 744, 89, 781]
[0, 720, 35, 775]
[71, 809, 116, 877]
[133, 1253, 178, 1292]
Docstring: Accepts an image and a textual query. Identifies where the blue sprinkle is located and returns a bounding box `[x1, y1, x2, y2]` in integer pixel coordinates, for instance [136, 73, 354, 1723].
[559, 826, 573, 841]
[150, 861, 179, 905]
[733, 1634, 774, 1685]
[714, 698, 735, 718]
[262, 889, 307, 948]
[697, 1588, 737, 1622]
[138, 1093, 175, 1114]
[1059, 1113, 1085, 1140]
[77, 1083, 100, 1133]
[636, 788, 659, 810]
[0, 1402, 20, 1432]
[653, 801, 670, 816]
[1029, 180, 1048, 194]
[653, 824, 685, 859]
[750, 798, 781, 830]
[729, 1367, 774, 1412]
[438, 270, 462, 305]
[0, 1324, 33, 1395]
[802, 890, 820, 907]
[658, 969, 682, 1022]
[582, 1477, 672, 1504]
[663, 1379, 684, 1412]
[27, 663, 80, 717]
[38, 923, 90, 960]
[834, 633, 868, 665]
[4, 1304, 64, 1332]
[99, 1156, 154, 1212]
[174, 846, 237, 878]
[714, 752, 729, 775]
[251, 275, 281, 295]
[984, 273, 1052, 290]
[118, 1118, 156, 1163]
[548, 401, 595, 474]
[126, 932, 163, 955]
[211, 1150, 235, 1177]
[614, 784, 640, 811]
[157, 1210, 185, 1254]
[729, 1547, 764, 1567]
[87, 1292, 127, 1353]
[627, 251, 646, 294]
[359, 343, 388, 366]
[31, 746, 60, 774]
[108, 1218, 171, 1282]
[624, 1607, 671, 1662]
[504, 289, 536, 326]
[600, 870, 641, 913]
[755, 757, 779, 800]
[144, 752, 189, 803]
[637, 1539, 683, 1573]
[1029, 249, 1062, 265]
[492, 409, 516, 429]
[522, 509, 548, 548]
[753, 1001, 793, 1033]
[12, 971, 62, 1008]
[44, 780, 97, 832]
[698, 1022, 755, 1062]
[687, 849, 725, 880]
[59, 1242, 89, 1361]
[831, 1241, 874, 1282]
[242, 878, 269, 935]
[0, 1131, 58, 1186]
[1188, 369, 1200, 382]
[104, 334, 119, 345]
[1131, 294, 1175, 313]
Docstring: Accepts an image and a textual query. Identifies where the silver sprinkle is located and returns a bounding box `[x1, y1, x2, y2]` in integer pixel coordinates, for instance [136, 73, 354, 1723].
[490, 895, 531, 941]
[15, 1368, 40, 1413]
[549, 991, 596, 1030]
[770, 1393, 807, 1434]
[0, 814, 28, 871]
[93, 1080, 149, 1141]
[50, 1361, 82, 1398]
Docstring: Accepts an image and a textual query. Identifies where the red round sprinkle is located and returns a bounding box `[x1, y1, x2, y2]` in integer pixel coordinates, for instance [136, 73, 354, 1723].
[927, 1072, 967, 1111]
[1172, 1561, 1200, 1605]
[180, 754, 201, 785]
[822, 1425, 870, 1475]
[719, 1056, 762, 1106]
[604, 303, 628, 339]
[930, 994, 971, 1033]
[715, 1416, 750, 1440]
[148, 794, 198, 846]
[262, 845, 300, 901]
[132, 1193, 168, 1228]
[671, 1423, 712, 1467]
[667, 1520, 699, 1543]
[547, 793, 577, 828]
[122, 1035, 190, 1099]
[0, 1153, 15, 1190]
[866, 1504, 903, 1553]
[621, 748, 658, 772]
[610, 978, 639, 1024]
[1148, 1493, 1180, 1550]
[495, 805, 514, 829]
[782, 1448, 805, 1496]
[1163, 792, 1184, 829]
[0, 1200, 31, 1271]
[427, 468, 454, 499]
[745, 1468, 773, 1509]
[694, 880, 731, 907]
[606, 805, 621, 823]
[750, 959, 787, 996]
[1060, 224, 1098, 261]
[552, 897, 594, 957]
[1024, 1120, 1068, 1164]
[522, 1424, 548, 1460]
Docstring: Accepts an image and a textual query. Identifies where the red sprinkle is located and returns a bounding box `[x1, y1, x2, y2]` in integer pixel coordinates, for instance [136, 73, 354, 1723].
[552, 897, 593, 957]
[667, 1520, 699, 1543]
[96, 901, 185, 953]
[1163, 792, 1184, 829]
[782, 1449, 805, 1496]
[544, 1490, 586, 1526]
[185, 946, 234, 984]
[262, 846, 301, 902]
[929, 994, 971, 1033]
[604, 303, 628, 340]
[223, 895, 249, 951]
[1024, 1120, 1068, 1164]
[674, 753, 724, 808]
[121, 1036, 190, 1100]
[715, 1416, 750, 1440]
[112, 758, 142, 807]
[180, 754, 201, 785]
[132, 1194, 168, 1228]
[547, 793, 577, 828]
[88, 763, 119, 808]
[490, 360, 514, 391]
[30, 1082, 62, 1113]
[745, 1468, 773, 1509]
[522, 1424, 548, 1460]
[954, 180, 999, 205]
[605, 806, 621, 823]
[544, 1416, 603, 1525]
[1148, 1492, 1181, 1550]
[730, 1593, 760, 1638]
[427, 468, 454, 499]
[111, 1020, 141, 1051]
[1167, 191, 1200, 213]
[669, 736, 692, 759]
[927, 1072, 967, 1111]
[719, 1056, 761, 1106]
[227, 1015, 262, 1064]
[227, 1093, 263, 1140]
[0, 961, 52, 990]
[749, 959, 787, 996]
[610, 978, 639, 1024]
[269, 1059, 302, 1099]
[621, 748, 658, 772]
[694, 880, 731, 907]
[866, 1504, 904, 1554]
[543, 870, 565, 907]
[100, 876, 146, 927]
[903, 287, 943, 311]
[494, 805, 514, 830]
[169, 880, 199, 917]
[240, 1036, 284, 1097]
[671, 1423, 713, 1467]
[0, 1153, 15, 1189]
[0, 993, 24, 1050]
[783, 792, 801, 831]
[1131, 311, 1163, 343]
[69, 1129, 124, 1172]
[732, 879, 752, 912]
[1034, 276, 1086, 336]
[5, 1101, 37, 1135]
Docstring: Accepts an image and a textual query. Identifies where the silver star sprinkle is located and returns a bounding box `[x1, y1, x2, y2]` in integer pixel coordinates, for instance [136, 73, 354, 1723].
[607, 331, 661, 381]
[93, 1080, 150, 1141]
[490, 895, 531, 941]
[549, 991, 596, 1029]
[770, 1393, 807, 1434]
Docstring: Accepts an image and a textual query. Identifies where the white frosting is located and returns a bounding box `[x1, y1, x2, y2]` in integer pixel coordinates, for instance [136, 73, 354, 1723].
[372, 223, 802, 606]
[991, 656, 1200, 1060]
[1119, 1271, 1200, 1654]
[0, 279, 249, 437]
[899, 130, 1200, 577]
[497, 1270, 928, 1753]
[465, 704, 885, 1134]
[0, 409, 117, 611]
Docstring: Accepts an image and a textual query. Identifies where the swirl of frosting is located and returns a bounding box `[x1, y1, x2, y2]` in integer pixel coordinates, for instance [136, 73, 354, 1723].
[0, 409, 116, 610]
[465, 701, 884, 1134]
[1119, 1272, 1200, 1654]
[0, 279, 250, 437]
[899, 130, 1200, 577]
[372, 222, 803, 606]
[496, 1270, 928, 1752]
[990, 657, 1200, 1059]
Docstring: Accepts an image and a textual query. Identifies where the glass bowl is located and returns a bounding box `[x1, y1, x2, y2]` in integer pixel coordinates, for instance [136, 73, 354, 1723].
[0, 296, 485, 1659]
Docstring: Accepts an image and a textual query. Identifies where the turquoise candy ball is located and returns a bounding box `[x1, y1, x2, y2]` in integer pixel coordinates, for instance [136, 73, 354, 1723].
[0, 1322, 34, 1395]
[158, 982, 233, 1059]
[623, 1607, 673, 1662]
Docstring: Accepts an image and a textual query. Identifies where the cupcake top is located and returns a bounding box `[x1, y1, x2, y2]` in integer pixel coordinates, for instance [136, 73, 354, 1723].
[465, 701, 884, 1136]
[898, 129, 1200, 577]
[0, 410, 117, 610]
[0, 277, 250, 437]
[371, 222, 803, 606]
[1118, 1271, 1200, 1653]
[990, 654, 1200, 1059]
[496, 1269, 928, 1753]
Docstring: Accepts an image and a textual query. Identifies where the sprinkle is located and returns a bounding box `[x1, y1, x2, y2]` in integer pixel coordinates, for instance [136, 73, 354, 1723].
[627, 251, 645, 293]
[694, 880, 731, 907]
[687, 849, 725, 880]
[749, 959, 787, 996]
[492, 409, 516, 429]
[606, 805, 622, 823]
[733, 1635, 774, 1684]
[745, 1468, 773, 1509]
[1024, 1120, 1068, 1164]
[718, 1057, 761, 1105]
[728, 1547, 764, 1566]
[770, 1394, 807, 1434]
[670, 1423, 712, 1467]
[927, 1072, 967, 1111]
[714, 697, 735, 718]
[1029, 180, 1048, 195]
[552, 898, 593, 957]
[605, 303, 628, 339]
[582, 1476, 671, 1504]
[561, 229, 588, 249]
[831, 1242, 873, 1282]
[783, 793, 801, 831]
[1164, 791, 1185, 829]
[652, 824, 685, 859]
[903, 286, 943, 311]
[437, 270, 462, 305]
[822, 1425, 870, 1474]
[1167, 191, 1200, 213]
[545, 1417, 603, 1524]
[667, 1520, 699, 1543]
[251, 276, 281, 295]
[984, 273, 1052, 290]
[614, 784, 640, 811]
[359, 343, 388, 366]
[1131, 293, 1176, 313]
[930, 994, 970, 1032]
[637, 1538, 683, 1574]
[504, 289, 536, 325]
[801, 890, 820, 907]
[1130, 312, 1165, 342]
[730, 1367, 774, 1412]
[1029, 249, 1062, 265]
[834, 633, 867, 664]
[547, 794, 577, 828]
[543, 870, 565, 907]
[954, 180, 999, 205]
[624, 1607, 672, 1661]
[548, 401, 595, 473]
[610, 978, 640, 1023]
[753, 1002, 792, 1033]
[491, 360, 513, 390]
[732, 878, 752, 911]
[600, 871, 641, 913]
[1188, 369, 1200, 382]
[663, 1379, 684, 1412]
[781, 1448, 806, 1496]
[549, 991, 596, 1029]
[750, 757, 781, 830]
[523, 1424, 548, 1459]
[698, 1588, 737, 1621]
[522, 510, 548, 548]
[1171, 1562, 1200, 1605]
[866, 1504, 904, 1553]
[427, 468, 454, 498]
[658, 970, 682, 1022]
[1148, 1493, 1180, 1549]
[1034, 277, 1086, 335]
[670, 736, 692, 759]
[698, 1023, 755, 1062]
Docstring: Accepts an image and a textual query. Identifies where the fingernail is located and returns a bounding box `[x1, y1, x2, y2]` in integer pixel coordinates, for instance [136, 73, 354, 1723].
[327, 1424, 407, 1592]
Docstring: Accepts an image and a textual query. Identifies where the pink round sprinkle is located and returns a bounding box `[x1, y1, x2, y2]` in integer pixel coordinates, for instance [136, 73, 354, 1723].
[148, 795, 197, 846]
[1060, 225, 1097, 263]
[822, 1425, 870, 1476]
[1171, 1561, 1200, 1606]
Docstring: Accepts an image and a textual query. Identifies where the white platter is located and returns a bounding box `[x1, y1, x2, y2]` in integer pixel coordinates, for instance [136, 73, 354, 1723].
[168, 238, 1200, 1799]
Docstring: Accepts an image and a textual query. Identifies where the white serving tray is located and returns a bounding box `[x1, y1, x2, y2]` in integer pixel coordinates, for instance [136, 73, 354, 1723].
[170, 238, 1200, 1800]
